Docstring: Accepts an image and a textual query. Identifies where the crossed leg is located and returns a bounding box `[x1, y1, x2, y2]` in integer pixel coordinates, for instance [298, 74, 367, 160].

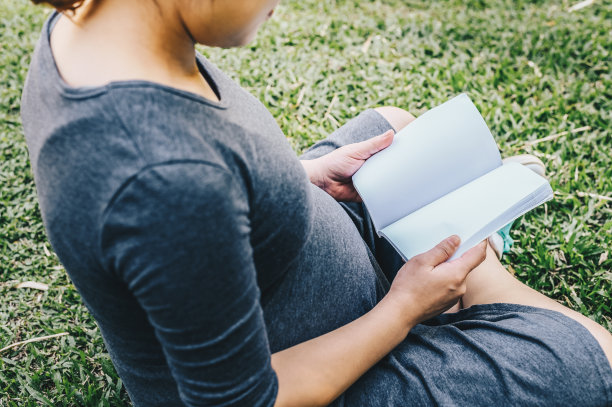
[463, 244, 612, 365]
[374, 105, 612, 366]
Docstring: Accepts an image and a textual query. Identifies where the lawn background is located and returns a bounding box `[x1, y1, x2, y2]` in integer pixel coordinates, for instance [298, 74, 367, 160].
[1, 0, 610, 405]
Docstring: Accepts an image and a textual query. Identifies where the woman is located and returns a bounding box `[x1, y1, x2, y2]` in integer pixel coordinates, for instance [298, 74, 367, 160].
[21, 0, 612, 405]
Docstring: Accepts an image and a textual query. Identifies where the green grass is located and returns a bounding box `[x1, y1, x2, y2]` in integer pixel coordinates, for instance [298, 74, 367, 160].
[1, 0, 610, 404]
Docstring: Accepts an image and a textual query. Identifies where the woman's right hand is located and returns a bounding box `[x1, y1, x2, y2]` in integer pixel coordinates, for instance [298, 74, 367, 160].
[272, 236, 486, 407]
[385, 236, 487, 326]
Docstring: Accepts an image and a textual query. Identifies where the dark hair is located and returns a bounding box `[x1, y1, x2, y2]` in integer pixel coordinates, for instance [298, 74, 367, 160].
[31, 0, 85, 12]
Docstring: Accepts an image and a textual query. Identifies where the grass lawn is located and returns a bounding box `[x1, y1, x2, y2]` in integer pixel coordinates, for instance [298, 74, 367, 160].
[1, 0, 610, 404]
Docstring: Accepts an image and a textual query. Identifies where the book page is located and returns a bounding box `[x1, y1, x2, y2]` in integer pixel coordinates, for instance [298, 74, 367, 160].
[380, 163, 553, 260]
[353, 94, 502, 231]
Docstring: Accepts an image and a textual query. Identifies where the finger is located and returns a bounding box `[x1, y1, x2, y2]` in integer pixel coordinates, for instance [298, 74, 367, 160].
[417, 235, 460, 267]
[338, 187, 362, 203]
[449, 240, 487, 277]
[351, 130, 394, 159]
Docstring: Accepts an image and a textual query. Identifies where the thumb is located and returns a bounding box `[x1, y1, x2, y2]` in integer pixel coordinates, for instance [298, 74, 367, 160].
[417, 235, 461, 266]
[351, 130, 394, 159]
[447, 240, 487, 276]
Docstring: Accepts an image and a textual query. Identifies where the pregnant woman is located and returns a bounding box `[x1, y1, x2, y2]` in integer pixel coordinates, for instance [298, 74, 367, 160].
[21, 0, 612, 405]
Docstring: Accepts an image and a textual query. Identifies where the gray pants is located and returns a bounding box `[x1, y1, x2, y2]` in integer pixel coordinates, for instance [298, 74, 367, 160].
[261, 110, 612, 406]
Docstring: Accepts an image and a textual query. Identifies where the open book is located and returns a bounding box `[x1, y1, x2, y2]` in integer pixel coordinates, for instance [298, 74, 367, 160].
[352, 94, 553, 261]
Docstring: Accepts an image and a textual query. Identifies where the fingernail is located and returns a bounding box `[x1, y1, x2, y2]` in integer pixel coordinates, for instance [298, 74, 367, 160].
[447, 235, 460, 246]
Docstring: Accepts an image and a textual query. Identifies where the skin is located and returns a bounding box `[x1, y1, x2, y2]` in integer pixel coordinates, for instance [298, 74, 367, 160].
[51, 0, 281, 100]
[49, 0, 612, 406]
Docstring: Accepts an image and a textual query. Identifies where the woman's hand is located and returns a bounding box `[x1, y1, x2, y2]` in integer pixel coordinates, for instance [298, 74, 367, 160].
[385, 236, 488, 327]
[272, 236, 487, 407]
[301, 130, 394, 202]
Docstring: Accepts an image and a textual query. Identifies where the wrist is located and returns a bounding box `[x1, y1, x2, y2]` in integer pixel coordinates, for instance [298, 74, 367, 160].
[375, 294, 417, 340]
[300, 158, 326, 189]
[377, 291, 420, 336]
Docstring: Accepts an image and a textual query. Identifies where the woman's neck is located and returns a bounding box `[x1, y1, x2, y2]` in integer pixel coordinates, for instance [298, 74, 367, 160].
[51, 0, 220, 102]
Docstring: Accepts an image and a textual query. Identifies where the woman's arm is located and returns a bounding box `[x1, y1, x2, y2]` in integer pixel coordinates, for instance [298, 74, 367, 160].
[101, 163, 279, 406]
[272, 296, 408, 407]
[272, 236, 487, 407]
[101, 161, 485, 407]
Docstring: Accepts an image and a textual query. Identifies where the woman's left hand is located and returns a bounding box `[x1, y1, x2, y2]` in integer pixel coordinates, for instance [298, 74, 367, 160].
[301, 130, 394, 202]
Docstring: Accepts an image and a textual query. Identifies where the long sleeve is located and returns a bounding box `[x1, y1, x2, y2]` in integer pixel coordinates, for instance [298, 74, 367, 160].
[99, 161, 277, 406]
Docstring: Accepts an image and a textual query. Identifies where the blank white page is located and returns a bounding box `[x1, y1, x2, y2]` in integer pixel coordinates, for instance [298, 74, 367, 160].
[380, 163, 552, 260]
[353, 94, 502, 231]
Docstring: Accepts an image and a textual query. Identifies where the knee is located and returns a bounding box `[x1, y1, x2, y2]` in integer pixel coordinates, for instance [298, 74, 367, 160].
[587, 320, 612, 366]
[374, 106, 416, 132]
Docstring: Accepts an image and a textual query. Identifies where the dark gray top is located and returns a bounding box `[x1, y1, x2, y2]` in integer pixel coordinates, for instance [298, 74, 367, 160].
[21, 12, 328, 406]
[24, 11, 612, 407]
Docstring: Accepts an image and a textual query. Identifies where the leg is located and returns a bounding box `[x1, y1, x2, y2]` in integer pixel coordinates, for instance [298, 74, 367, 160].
[373, 106, 416, 132]
[341, 247, 612, 406]
[300, 106, 415, 160]
[300, 106, 415, 282]
[463, 243, 612, 364]
[262, 185, 389, 352]
[342, 298, 612, 406]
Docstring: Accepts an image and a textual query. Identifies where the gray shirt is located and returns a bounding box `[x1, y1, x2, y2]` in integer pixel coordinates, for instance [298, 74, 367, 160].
[21, 12, 324, 406]
[21, 12, 612, 407]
